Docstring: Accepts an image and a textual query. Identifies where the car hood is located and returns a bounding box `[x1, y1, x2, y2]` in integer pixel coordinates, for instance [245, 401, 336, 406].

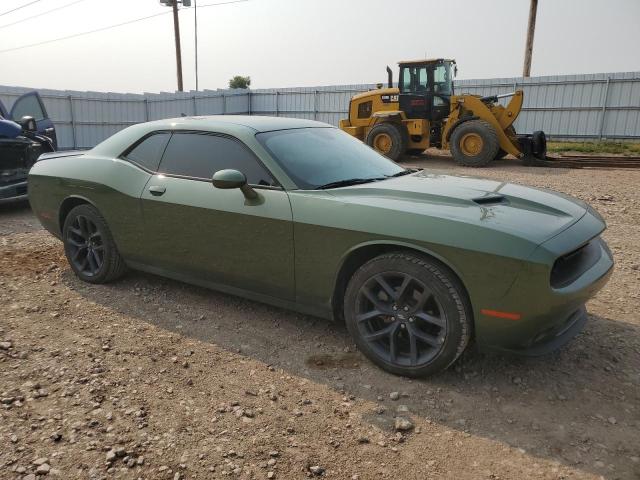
[325, 170, 588, 246]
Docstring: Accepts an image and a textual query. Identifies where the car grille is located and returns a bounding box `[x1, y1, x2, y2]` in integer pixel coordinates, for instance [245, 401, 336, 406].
[550, 237, 602, 289]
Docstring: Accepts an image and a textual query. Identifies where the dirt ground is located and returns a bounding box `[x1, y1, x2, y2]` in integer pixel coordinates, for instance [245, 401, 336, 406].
[1, 155, 639, 480]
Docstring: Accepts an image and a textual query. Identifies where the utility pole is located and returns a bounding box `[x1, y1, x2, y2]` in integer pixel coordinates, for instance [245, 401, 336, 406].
[522, 0, 538, 77]
[172, 0, 183, 91]
[194, 0, 199, 91]
[160, 0, 192, 92]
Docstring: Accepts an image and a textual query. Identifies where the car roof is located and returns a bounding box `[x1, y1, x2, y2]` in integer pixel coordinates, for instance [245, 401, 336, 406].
[143, 115, 331, 133]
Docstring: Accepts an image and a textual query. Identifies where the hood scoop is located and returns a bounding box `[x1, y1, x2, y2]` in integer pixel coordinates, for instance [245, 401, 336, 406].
[472, 194, 508, 206]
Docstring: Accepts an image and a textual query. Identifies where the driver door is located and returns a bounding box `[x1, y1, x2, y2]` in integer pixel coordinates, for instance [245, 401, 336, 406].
[399, 65, 431, 119]
[9, 92, 57, 149]
[139, 131, 295, 301]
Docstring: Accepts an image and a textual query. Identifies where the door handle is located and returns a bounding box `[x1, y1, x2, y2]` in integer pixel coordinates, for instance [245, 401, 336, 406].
[149, 185, 166, 196]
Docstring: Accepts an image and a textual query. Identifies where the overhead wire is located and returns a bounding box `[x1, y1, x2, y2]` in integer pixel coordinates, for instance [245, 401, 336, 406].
[0, 0, 89, 30]
[0, 0, 251, 54]
[0, 0, 43, 17]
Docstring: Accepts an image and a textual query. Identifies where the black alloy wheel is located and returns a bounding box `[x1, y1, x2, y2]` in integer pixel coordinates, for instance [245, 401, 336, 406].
[344, 253, 472, 377]
[62, 204, 127, 284]
[66, 214, 104, 277]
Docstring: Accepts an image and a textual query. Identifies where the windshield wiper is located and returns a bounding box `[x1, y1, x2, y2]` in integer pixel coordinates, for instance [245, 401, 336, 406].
[315, 177, 385, 190]
[387, 168, 417, 178]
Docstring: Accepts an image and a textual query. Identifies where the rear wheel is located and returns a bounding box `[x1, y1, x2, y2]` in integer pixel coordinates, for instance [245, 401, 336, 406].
[450, 120, 499, 167]
[62, 204, 127, 284]
[344, 252, 472, 377]
[366, 123, 407, 161]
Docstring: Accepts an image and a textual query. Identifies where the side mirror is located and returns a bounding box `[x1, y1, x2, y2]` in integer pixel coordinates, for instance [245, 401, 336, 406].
[18, 116, 37, 132]
[212, 169, 257, 199]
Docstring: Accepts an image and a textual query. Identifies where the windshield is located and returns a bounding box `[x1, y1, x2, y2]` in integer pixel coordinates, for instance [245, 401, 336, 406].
[256, 127, 405, 190]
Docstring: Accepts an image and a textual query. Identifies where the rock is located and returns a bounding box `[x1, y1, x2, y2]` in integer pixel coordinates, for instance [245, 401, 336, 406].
[24, 475, 36, 480]
[394, 417, 414, 432]
[309, 465, 325, 476]
[174, 473, 181, 480]
[389, 392, 400, 401]
[36, 463, 50, 475]
[608, 417, 617, 425]
[106, 451, 117, 463]
[269, 451, 280, 458]
[0, 341, 12, 350]
[396, 405, 410, 413]
[512, 377, 522, 385]
[267, 459, 276, 466]
[267, 472, 275, 479]
[33, 458, 49, 466]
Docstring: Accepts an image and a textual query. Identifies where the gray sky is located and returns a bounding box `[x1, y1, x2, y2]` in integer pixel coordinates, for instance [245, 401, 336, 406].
[1, 0, 639, 93]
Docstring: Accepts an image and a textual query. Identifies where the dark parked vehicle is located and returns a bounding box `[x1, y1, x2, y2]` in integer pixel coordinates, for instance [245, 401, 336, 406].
[28, 116, 613, 377]
[0, 91, 56, 202]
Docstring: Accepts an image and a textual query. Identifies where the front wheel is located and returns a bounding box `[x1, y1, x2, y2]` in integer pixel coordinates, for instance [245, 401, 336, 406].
[450, 119, 500, 167]
[344, 253, 472, 377]
[62, 204, 127, 284]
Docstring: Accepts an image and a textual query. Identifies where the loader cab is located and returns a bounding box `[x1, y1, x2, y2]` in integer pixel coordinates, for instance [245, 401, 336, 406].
[398, 59, 455, 122]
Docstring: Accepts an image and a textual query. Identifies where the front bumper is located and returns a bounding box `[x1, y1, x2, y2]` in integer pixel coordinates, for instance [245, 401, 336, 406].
[476, 207, 613, 354]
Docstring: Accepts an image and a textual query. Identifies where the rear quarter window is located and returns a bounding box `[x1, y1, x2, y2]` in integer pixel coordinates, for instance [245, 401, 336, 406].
[122, 132, 171, 172]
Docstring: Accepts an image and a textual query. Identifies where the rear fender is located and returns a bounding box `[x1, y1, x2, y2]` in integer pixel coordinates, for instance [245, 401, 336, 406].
[370, 111, 406, 126]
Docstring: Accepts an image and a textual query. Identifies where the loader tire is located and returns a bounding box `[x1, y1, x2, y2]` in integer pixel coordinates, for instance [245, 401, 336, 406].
[366, 122, 407, 161]
[450, 120, 500, 167]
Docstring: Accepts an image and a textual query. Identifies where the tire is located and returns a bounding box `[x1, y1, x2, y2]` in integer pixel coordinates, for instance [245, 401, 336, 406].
[343, 252, 472, 377]
[62, 204, 127, 284]
[366, 122, 407, 161]
[450, 119, 500, 167]
[494, 149, 508, 160]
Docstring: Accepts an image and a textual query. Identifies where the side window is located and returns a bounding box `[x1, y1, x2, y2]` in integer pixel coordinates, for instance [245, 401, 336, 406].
[122, 132, 171, 172]
[12, 95, 45, 121]
[357, 101, 372, 119]
[159, 133, 276, 186]
[400, 67, 411, 93]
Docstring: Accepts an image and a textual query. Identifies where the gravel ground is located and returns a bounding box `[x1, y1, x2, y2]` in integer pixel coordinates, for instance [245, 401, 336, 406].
[1, 155, 639, 480]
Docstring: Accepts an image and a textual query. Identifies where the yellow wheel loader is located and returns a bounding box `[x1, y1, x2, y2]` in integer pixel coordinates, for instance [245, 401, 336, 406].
[339, 59, 547, 167]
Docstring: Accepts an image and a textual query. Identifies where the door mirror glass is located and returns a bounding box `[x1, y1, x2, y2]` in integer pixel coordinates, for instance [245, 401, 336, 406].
[18, 116, 37, 132]
[212, 169, 258, 200]
[212, 169, 247, 189]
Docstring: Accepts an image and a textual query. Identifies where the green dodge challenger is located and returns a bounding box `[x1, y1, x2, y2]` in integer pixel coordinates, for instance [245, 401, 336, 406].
[28, 116, 613, 377]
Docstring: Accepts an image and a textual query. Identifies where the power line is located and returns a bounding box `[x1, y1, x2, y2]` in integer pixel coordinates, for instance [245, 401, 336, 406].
[0, 0, 251, 54]
[199, 0, 249, 9]
[0, 11, 169, 54]
[0, 0, 89, 29]
[0, 0, 43, 17]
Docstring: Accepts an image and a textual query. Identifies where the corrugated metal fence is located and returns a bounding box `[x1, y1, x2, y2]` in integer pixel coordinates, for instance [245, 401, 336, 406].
[1, 71, 639, 150]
